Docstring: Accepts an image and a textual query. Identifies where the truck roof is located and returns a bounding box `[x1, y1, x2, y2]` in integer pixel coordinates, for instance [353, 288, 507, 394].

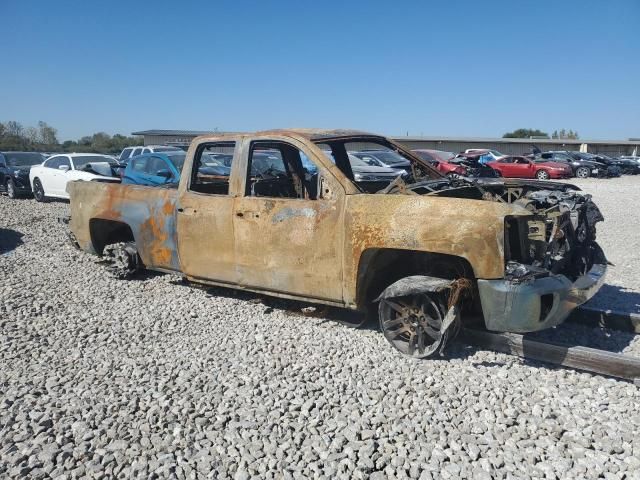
[193, 128, 381, 142]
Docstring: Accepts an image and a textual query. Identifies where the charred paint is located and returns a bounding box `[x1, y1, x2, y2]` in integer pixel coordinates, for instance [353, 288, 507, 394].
[68, 130, 532, 312]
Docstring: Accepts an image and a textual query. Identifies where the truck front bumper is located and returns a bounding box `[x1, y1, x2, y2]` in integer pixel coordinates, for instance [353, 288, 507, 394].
[477, 263, 607, 333]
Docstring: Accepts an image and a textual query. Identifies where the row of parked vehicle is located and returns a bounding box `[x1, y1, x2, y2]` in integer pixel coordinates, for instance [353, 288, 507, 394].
[1, 145, 639, 200]
[412, 149, 640, 180]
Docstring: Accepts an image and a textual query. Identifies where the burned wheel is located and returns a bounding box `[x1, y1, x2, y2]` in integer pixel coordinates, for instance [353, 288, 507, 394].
[103, 242, 140, 279]
[379, 293, 450, 359]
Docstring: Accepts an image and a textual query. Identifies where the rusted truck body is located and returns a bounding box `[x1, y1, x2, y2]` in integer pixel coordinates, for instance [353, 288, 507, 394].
[67, 129, 607, 357]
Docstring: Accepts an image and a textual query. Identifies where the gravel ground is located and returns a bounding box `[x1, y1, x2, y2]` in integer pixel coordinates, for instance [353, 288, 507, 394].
[2, 182, 640, 479]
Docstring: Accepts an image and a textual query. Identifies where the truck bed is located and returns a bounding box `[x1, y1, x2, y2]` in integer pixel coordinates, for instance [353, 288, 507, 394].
[67, 181, 180, 271]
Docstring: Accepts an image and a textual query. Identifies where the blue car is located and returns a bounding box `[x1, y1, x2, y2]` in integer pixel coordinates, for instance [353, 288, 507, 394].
[122, 152, 231, 186]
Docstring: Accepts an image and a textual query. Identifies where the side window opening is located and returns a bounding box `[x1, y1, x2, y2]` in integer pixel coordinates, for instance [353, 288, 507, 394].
[246, 141, 318, 200]
[190, 142, 236, 195]
[131, 156, 147, 172]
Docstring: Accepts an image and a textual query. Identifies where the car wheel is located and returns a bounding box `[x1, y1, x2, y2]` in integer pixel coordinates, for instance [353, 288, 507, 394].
[102, 242, 140, 279]
[535, 170, 550, 180]
[575, 167, 590, 178]
[446, 172, 460, 179]
[6, 179, 17, 199]
[33, 178, 47, 202]
[379, 292, 451, 359]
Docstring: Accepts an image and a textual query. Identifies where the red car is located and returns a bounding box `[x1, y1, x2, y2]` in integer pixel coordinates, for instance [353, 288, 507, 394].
[487, 156, 573, 180]
[412, 149, 466, 177]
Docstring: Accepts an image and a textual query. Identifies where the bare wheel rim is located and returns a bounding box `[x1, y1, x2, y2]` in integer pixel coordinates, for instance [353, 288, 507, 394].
[576, 167, 589, 178]
[379, 293, 447, 358]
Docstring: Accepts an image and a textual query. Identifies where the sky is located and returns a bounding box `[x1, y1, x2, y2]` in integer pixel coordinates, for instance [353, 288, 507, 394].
[1, 0, 639, 142]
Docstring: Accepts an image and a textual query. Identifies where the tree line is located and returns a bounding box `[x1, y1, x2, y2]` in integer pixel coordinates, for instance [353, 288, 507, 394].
[0, 120, 141, 155]
[503, 128, 580, 139]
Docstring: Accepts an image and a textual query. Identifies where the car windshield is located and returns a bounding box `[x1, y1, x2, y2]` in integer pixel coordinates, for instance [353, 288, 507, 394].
[352, 153, 384, 167]
[166, 152, 186, 170]
[489, 150, 504, 157]
[367, 151, 408, 164]
[153, 147, 181, 153]
[4, 152, 44, 166]
[201, 153, 226, 167]
[72, 155, 112, 169]
[435, 151, 455, 161]
[348, 155, 370, 167]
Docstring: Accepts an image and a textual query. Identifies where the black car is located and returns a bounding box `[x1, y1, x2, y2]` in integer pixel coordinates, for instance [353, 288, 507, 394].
[541, 151, 611, 178]
[566, 151, 622, 177]
[0, 152, 46, 198]
[593, 154, 639, 175]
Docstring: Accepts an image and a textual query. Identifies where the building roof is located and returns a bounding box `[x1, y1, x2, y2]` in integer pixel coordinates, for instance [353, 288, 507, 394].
[131, 129, 219, 136]
[397, 135, 640, 145]
[132, 129, 640, 145]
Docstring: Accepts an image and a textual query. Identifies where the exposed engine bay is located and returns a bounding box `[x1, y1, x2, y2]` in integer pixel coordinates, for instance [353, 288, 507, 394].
[384, 177, 607, 282]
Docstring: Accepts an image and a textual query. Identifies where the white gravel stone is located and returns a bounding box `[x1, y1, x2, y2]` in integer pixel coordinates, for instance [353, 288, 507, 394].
[1, 182, 640, 479]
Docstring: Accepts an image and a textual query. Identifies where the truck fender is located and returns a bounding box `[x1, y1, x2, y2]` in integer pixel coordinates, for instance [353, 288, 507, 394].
[375, 275, 455, 302]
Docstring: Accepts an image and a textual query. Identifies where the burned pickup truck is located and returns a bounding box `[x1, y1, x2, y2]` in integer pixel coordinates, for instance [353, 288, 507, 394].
[67, 129, 607, 358]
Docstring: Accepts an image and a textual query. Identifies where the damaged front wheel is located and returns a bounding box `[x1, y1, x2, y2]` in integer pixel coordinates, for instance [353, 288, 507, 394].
[102, 242, 140, 279]
[379, 292, 454, 359]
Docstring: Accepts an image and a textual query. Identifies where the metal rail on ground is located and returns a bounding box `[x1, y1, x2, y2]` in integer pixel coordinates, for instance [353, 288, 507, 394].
[571, 306, 640, 333]
[460, 327, 640, 385]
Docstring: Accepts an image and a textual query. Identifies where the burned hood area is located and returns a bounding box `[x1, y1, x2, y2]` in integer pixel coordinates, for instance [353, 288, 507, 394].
[386, 175, 606, 283]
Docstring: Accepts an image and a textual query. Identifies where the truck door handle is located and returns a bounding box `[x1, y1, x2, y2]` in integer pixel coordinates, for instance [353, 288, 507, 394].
[236, 212, 244, 217]
[178, 207, 196, 215]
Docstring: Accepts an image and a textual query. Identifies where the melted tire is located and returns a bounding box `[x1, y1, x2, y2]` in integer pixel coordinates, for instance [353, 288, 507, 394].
[102, 242, 140, 279]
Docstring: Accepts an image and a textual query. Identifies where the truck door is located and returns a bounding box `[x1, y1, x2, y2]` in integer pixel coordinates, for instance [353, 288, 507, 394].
[176, 140, 239, 284]
[232, 139, 344, 302]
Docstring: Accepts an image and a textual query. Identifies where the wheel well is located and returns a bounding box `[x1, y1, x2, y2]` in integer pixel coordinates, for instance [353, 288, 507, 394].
[355, 248, 476, 309]
[89, 219, 135, 255]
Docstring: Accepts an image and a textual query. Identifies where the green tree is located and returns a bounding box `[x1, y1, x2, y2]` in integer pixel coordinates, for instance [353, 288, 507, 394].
[38, 121, 58, 145]
[503, 128, 549, 139]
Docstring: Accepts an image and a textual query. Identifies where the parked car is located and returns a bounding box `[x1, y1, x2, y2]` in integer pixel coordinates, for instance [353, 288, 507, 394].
[29, 153, 120, 201]
[592, 154, 639, 175]
[565, 151, 622, 177]
[449, 151, 501, 178]
[122, 152, 189, 186]
[619, 155, 640, 165]
[348, 154, 406, 184]
[67, 129, 607, 359]
[118, 145, 183, 163]
[0, 152, 46, 198]
[487, 155, 572, 180]
[464, 148, 506, 164]
[351, 149, 412, 172]
[411, 149, 466, 177]
[541, 151, 608, 178]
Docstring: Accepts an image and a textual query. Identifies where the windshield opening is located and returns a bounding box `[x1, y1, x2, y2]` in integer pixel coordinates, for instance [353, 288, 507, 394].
[72, 155, 114, 169]
[313, 138, 442, 192]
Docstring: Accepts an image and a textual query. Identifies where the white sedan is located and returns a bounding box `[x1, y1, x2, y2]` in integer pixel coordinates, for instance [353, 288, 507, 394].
[29, 153, 120, 201]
